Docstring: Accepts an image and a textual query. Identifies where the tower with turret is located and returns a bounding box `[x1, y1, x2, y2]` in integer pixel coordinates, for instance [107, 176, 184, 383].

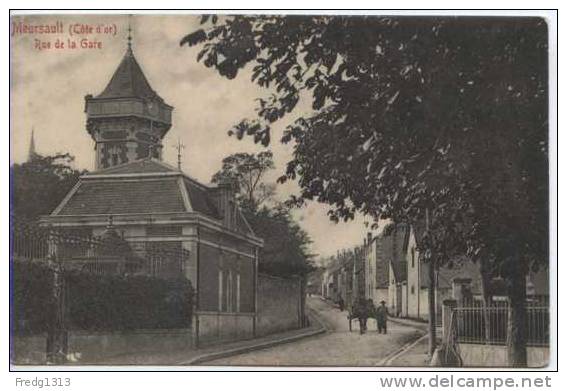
[84, 30, 173, 170]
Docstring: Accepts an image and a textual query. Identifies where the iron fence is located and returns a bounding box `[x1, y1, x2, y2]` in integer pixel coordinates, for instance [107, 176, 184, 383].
[452, 303, 549, 347]
[11, 220, 190, 278]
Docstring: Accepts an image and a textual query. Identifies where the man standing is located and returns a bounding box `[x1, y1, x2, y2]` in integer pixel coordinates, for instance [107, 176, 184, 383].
[376, 300, 389, 334]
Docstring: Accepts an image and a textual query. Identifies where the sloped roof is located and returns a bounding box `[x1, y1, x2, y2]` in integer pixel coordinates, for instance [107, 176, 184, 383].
[96, 48, 162, 101]
[373, 236, 390, 288]
[52, 159, 256, 236]
[391, 224, 410, 282]
[183, 177, 220, 219]
[413, 220, 426, 245]
[436, 258, 482, 292]
[56, 177, 186, 215]
[85, 159, 176, 175]
[376, 223, 409, 283]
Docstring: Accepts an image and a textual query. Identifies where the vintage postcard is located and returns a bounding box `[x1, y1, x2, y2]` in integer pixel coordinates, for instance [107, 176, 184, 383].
[9, 12, 553, 369]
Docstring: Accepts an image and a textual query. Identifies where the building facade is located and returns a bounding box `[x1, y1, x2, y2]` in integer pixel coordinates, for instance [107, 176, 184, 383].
[363, 233, 389, 308]
[41, 38, 263, 346]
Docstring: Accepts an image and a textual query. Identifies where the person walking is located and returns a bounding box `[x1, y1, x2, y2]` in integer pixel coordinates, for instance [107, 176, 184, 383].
[366, 299, 376, 330]
[376, 300, 389, 334]
[338, 296, 345, 312]
[356, 298, 369, 334]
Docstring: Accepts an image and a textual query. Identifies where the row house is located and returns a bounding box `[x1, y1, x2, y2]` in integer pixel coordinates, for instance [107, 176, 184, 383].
[320, 248, 365, 310]
[364, 222, 550, 321]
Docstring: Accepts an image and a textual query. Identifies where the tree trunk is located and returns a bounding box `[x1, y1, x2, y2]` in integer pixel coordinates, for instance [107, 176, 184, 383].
[47, 261, 67, 364]
[428, 260, 437, 357]
[479, 260, 494, 343]
[506, 272, 527, 367]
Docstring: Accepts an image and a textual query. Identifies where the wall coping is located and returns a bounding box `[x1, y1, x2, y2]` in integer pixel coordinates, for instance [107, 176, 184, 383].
[68, 328, 192, 336]
[258, 273, 301, 282]
[195, 311, 255, 317]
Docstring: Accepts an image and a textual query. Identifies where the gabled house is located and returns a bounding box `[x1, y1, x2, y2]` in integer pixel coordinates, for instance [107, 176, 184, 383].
[363, 233, 389, 308]
[386, 224, 409, 317]
[405, 223, 549, 321]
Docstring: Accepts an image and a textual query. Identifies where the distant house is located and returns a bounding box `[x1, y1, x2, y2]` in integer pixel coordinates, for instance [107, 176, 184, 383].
[362, 225, 410, 315]
[320, 248, 365, 310]
[386, 224, 409, 317]
[363, 233, 389, 308]
[405, 223, 549, 321]
[404, 222, 489, 320]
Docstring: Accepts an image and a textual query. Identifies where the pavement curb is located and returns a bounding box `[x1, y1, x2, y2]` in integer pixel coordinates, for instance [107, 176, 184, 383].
[378, 333, 428, 366]
[181, 312, 328, 365]
[388, 317, 429, 331]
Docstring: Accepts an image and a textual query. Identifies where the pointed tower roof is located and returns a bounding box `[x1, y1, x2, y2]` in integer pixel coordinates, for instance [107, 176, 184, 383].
[28, 128, 37, 161]
[96, 47, 162, 100]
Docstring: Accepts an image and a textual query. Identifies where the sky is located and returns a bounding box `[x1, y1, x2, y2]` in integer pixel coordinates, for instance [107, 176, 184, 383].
[10, 14, 376, 259]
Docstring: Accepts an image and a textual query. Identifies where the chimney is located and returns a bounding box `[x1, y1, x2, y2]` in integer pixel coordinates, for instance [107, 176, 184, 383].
[216, 179, 235, 229]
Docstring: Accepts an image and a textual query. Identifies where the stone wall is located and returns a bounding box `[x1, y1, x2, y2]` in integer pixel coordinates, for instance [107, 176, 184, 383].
[458, 343, 549, 368]
[67, 328, 193, 362]
[196, 312, 255, 346]
[256, 274, 304, 337]
[11, 334, 47, 365]
[12, 329, 193, 364]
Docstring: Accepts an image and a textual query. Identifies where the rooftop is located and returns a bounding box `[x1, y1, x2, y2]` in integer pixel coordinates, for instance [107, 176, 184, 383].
[51, 159, 253, 236]
[95, 47, 164, 101]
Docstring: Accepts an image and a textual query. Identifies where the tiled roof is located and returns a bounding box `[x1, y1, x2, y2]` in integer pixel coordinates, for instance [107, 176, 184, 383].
[375, 223, 409, 284]
[373, 236, 390, 288]
[436, 258, 482, 291]
[54, 160, 255, 235]
[390, 224, 409, 282]
[86, 159, 176, 175]
[96, 49, 162, 100]
[57, 177, 186, 215]
[183, 177, 220, 219]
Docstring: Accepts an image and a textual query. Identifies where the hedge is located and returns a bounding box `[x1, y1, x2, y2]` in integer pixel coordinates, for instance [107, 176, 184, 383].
[12, 260, 56, 335]
[12, 261, 194, 334]
[66, 271, 194, 331]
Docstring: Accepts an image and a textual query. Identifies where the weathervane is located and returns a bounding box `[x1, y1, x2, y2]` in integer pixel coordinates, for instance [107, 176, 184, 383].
[174, 138, 185, 170]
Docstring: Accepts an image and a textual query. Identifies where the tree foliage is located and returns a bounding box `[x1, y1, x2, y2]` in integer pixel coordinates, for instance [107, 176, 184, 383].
[11, 154, 86, 222]
[211, 151, 313, 277]
[244, 205, 314, 277]
[211, 151, 275, 211]
[184, 16, 548, 365]
[183, 15, 547, 270]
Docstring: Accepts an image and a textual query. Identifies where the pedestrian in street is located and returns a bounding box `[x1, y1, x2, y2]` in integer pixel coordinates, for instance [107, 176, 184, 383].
[376, 300, 389, 334]
[355, 298, 369, 334]
[338, 296, 345, 312]
[366, 298, 375, 328]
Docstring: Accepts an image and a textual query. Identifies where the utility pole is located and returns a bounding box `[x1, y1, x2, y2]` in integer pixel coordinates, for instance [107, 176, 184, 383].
[426, 207, 437, 358]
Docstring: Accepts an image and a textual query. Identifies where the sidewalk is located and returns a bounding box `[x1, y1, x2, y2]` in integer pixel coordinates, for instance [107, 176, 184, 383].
[386, 317, 442, 367]
[388, 317, 429, 332]
[78, 312, 327, 366]
[387, 333, 430, 367]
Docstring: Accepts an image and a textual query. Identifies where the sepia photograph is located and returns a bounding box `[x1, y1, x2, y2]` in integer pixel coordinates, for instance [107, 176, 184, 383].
[9, 11, 553, 370]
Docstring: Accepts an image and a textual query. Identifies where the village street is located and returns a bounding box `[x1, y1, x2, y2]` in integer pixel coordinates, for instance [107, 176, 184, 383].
[205, 297, 426, 367]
